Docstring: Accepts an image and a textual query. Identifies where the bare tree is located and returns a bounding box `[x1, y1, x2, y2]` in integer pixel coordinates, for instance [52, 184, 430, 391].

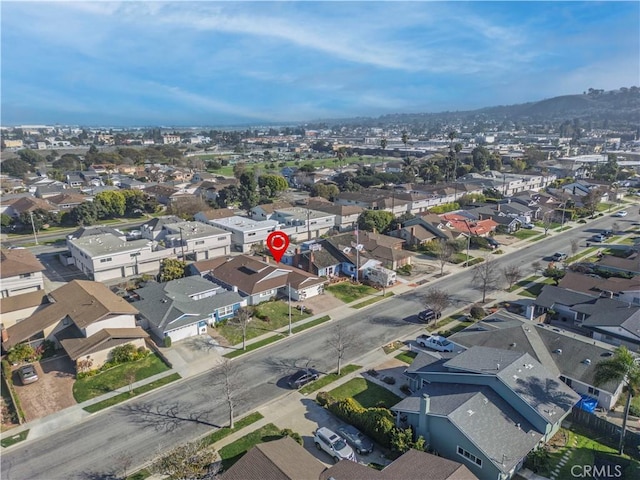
[114, 452, 134, 480]
[423, 288, 451, 317]
[326, 324, 355, 375]
[612, 221, 621, 234]
[228, 306, 253, 350]
[542, 211, 554, 236]
[471, 256, 499, 303]
[214, 358, 239, 429]
[570, 238, 580, 256]
[532, 260, 542, 275]
[125, 370, 136, 394]
[433, 239, 454, 276]
[583, 188, 602, 217]
[151, 439, 218, 480]
[502, 265, 522, 290]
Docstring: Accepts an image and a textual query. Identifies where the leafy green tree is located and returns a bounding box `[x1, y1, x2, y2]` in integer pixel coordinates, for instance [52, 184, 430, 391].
[94, 191, 126, 218]
[53, 154, 82, 171]
[121, 189, 146, 216]
[16, 149, 43, 166]
[232, 162, 247, 179]
[310, 183, 339, 200]
[215, 184, 240, 208]
[1, 213, 13, 227]
[18, 209, 54, 231]
[258, 174, 288, 198]
[238, 172, 258, 210]
[543, 266, 565, 285]
[380, 138, 388, 151]
[357, 210, 394, 233]
[70, 202, 99, 226]
[2, 158, 32, 177]
[159, 258, 186, 282]
[471, 146, 490, 172]
[7, 344, 36, 364]
[594, 346, 640, 454]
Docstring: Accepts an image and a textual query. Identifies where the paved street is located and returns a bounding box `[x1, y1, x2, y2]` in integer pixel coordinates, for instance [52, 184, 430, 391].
[0, 209, 637, 480]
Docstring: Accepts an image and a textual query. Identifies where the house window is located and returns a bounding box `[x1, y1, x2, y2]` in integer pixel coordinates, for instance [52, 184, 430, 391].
[217, 305, 234, 317]
[260, 289, 274, 297]
[100, 257, 112, 263]
[130, 252, 140, 258]
[248, 232, 256, 237]
[19, 273, 32, 278]
[457, 446, 482, 467]
[588, 386, 600, 396]
[195, 240, 205, 245]
[218, 236, 226, 241]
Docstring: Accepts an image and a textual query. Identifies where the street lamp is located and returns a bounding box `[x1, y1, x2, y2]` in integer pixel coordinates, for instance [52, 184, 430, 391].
[29, 211, 39, 245]
[288, 282, 292, 336]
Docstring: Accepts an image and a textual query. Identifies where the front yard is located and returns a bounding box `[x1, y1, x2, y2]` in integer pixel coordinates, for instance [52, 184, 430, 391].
[215, 300, 311, 345]
[328, 378, 402, 409]
[73, 353, 170, 403]
[326, 283, 377, 303]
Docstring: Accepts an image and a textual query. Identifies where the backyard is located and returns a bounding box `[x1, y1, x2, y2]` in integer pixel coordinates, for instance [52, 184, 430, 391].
[73, 353, 170, 403]
[215, 300, 311, 345]
[326, 283, 377, 303]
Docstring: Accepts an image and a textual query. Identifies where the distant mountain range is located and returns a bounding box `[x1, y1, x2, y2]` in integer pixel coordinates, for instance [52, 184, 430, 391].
[318, 87, 640, 128]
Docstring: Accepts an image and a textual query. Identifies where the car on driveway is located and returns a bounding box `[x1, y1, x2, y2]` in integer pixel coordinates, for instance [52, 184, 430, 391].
[18, 364, 39, 385]
[416, 334, 455, 352]
[287, 368, 319, 389]
[613, 211, 628, 217]
[486, 237, 501, 249]
[337, 425, 374, 455]
[314, 427, 357, 463]
[521, 223, 535, 229]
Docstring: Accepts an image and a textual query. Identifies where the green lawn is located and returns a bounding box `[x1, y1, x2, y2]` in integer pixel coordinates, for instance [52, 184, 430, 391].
[216, 300, 311, 345]
[513, 229, 540, 240]
[329, 378, 402, 408]
[450, 252, 473, 264]
[518, 277, 555, 298]
[326, 283, 377, 303]
[299, 364, 361, 395]
[224, 334, 281, 359]
[291, 315, 331, 334]
[395, 351, 418, 364]
[83, 373, 181, 413]
[73, 353, 170, 403]
[528, 234, 546, 242]
[204, 412, 264, 446]
[219, 423, 285, 471]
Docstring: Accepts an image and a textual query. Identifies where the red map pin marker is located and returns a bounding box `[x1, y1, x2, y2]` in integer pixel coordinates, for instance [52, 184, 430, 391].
[266, 231, 290, 263]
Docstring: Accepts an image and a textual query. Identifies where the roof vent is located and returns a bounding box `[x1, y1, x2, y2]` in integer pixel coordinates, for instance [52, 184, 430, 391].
[510, 343, 517, 348]
[583, 358, 592, 365]
[554, 349, 562, 354]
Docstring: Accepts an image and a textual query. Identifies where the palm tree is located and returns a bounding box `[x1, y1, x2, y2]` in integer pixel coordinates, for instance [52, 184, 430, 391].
[401, 131, 409, 162]
[594, 346, 640, 454]
[402, 156, 419, 178]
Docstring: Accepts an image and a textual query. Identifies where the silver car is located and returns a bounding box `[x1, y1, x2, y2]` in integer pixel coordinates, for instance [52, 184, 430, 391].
[18, 364, 39, 385]
[314, 427, 357, 463]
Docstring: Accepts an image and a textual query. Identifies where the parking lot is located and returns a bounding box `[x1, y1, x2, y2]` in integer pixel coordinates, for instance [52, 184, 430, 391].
[12, 356, 77, 421]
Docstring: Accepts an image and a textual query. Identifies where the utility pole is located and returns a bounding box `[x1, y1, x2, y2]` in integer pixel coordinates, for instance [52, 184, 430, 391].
[29, 211, 39, 245]
[463, 219, 471, 266]
[288, 282, 292, 336]
[307, 208, 311, 241]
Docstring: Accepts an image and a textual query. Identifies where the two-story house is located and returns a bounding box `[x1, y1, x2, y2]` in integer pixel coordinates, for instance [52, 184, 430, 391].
[0, 248, 46, 298]
[201, 215, 280, 253]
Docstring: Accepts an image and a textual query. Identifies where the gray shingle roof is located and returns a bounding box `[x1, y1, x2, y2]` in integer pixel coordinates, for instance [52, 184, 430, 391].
[534, 285, 597, 308]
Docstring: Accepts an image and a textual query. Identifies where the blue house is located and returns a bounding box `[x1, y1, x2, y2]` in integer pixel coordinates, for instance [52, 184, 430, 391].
[392, 346, 580, 480]
[133, 276, 245, 343]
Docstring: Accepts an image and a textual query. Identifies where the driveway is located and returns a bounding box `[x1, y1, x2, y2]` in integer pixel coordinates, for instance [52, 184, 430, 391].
[12, 356, 76, 421]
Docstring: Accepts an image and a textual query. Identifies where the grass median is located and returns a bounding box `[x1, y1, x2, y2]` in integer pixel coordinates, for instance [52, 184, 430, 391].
[352, 292, 395, 309]
[0, 429, 29, 448]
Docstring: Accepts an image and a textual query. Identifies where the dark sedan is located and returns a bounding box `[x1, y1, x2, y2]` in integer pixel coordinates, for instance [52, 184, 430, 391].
[337, 425, 374, 455]
[287, 368, 319, 389]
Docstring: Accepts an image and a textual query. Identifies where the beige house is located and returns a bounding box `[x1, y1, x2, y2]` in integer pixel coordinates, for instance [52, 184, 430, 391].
[1, 280, 147, 371]
[0, 248, 46, 298]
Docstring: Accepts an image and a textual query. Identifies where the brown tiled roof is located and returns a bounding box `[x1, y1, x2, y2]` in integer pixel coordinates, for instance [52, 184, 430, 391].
[209, 255, 325, 295]
[320, 449, 477, 480]
[60, 327, 148, 360]
[46, 192, 87, 206]
[255, 201, 293, 214]
[221, 437, 326, 480]
[4, 196, 56, 213]
[0, 291, 48, 314]
[3, 280, 138, 349]
[191, 256, 229, 274]
[144, 184, 178, 196]
[598, 253, 640, 273]
[0, 249, 46, 278]
[307, 201, 364, 217]
[403, 224, 436, 241]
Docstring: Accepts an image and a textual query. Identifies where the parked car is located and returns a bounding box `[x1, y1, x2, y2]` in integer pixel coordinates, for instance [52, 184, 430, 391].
[613, 211, 628, 217]
[591, 234, 606, 242]
[521, 223, 535, 229]
[18, 364, 39, 385]
[337, 425, 374, 455]
[602, 230, 613, 238]
[551, 252, 568, 261]
[418, 308, 441, 323]
[416, 334, 455, 352]
[314, 427, 357, 463]
[486, 237, 501, 249]
[287, 368, 319, 389]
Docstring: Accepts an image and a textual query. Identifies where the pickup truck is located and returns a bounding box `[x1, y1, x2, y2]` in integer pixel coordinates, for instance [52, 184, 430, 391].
[416, 334, 455, 352]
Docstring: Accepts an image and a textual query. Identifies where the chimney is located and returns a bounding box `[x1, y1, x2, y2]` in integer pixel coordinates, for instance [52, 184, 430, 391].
[420, 393, 430, 414]
[410, 227, 415, 238]
[263, 255, 269, 263]
[308, 251, 314, 273]
[1, 328, 8, 343]
[294, 247, 301, 269]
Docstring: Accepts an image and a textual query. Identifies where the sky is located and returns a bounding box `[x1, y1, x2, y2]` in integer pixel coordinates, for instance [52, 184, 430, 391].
[1, 1, 639, 127]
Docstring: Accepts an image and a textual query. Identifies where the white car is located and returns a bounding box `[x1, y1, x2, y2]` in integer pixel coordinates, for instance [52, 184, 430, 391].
[314, 427, 357, 463]
[613, 211, 628, 217]
[416, 334, 455, 352]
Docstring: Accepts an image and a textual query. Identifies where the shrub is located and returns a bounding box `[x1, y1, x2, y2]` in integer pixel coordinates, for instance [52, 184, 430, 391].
[163, 336, 172, 348]
[470, 306, 486, 320]
[305, 308, 313, 315]
[400, 384, 412, 395]
[396, 264, 413, 275]
[383, 376, 396, 385]
[316, 391, 336, 407]
[1, 359, 12, 382]
[7, 344, 36, 364]
[280, 428, 303, 445]
[40, 340, 56, 359]
[578, 219, 587, 224]
[111, 344, 138, 364]
[366, 369, 379, 377]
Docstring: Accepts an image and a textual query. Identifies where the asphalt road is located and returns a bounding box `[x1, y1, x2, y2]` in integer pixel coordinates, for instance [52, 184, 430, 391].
[1, 211, 637, 480]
